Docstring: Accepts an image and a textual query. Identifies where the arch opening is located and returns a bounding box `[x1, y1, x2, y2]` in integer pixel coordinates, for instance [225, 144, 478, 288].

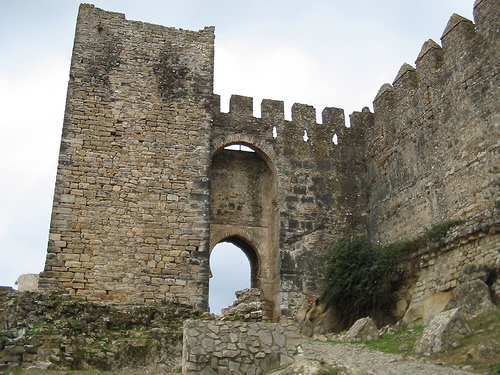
[209, 138, 280, 320]
[209, 237, 259, 314]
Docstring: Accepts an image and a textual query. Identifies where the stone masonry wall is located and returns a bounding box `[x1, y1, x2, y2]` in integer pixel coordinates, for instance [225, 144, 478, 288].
[366, 0, 499, 243]
[39, 0, 499, 322]
[211, 96, 371, 319]
[0, 288, 198, 372]
[182, 320, 302, 375]
[39, 4, 215, 309]
[401, 221, 500, 311]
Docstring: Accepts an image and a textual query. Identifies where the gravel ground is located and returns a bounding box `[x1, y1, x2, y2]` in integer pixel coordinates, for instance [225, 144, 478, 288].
[299, 340, 475, 375]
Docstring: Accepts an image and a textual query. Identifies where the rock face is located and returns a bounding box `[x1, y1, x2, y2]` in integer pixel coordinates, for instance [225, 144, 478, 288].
[444, 264, 496, 317]
[414, 308, 473, 356]
[297, 297, 337, 337]
[445, 279, 495, 317]
[0, 289, 198, 372]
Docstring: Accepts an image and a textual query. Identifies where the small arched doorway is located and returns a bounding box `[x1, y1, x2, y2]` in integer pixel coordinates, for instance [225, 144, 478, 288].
[208, 236, 259, 314]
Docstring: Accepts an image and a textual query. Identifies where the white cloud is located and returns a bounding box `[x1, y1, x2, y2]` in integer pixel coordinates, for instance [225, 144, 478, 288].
[215, 42, 333, 119]
[0, 59, 68, 287]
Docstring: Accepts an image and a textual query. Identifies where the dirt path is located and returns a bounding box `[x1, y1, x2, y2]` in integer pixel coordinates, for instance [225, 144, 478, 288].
[300, 340, 474, 374]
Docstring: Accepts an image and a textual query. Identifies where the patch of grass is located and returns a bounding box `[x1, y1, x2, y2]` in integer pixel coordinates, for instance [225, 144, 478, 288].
[489, 362, 500, 374]
[364, 326, 425, 355]
[431, 305, 500, 373]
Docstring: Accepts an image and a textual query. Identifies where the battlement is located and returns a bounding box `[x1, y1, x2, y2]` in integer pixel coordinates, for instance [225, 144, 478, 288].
[372, 0, 498, 145]
[79, 3, 215, 35]
[367, 0, 499, 243]
[213, 94, 372, 148]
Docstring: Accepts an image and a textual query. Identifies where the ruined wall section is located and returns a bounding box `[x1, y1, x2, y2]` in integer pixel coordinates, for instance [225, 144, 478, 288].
[39, 4, 215, 309]
[211, 96, 371, 318]
[367, 0, 500, 243]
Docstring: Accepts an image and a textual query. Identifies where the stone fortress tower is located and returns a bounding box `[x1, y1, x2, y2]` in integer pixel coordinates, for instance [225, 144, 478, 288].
[40, 1, 499, 321]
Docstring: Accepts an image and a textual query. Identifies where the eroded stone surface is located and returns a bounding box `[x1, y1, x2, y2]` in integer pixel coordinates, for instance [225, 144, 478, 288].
[342, 317, 380, 342]
[414, 308, 473, 356]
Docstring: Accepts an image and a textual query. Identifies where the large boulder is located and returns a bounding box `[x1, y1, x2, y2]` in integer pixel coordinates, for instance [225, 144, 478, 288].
[398, 290, 453, 329]
[414, 308, 472, 356]
[444, 278, 494, 317]
[457, 264, 491, 284]
[341, 317, 380, 342]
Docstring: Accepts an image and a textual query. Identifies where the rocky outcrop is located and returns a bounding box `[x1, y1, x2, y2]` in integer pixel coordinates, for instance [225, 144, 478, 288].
[0, 289, 199, 372]
[297, 296, 337, 337]
[220, 288, 265, 322]
[444, 264, 496, 317]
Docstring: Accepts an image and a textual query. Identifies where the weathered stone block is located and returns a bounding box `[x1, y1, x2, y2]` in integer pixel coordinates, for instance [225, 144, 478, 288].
[342, 317, 380, 342]
[414, 308, 472, 355]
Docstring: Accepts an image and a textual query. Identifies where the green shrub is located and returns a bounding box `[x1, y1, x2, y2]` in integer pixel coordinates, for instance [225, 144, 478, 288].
[322, 237, 402, 328]
[323, 219, 463, 329]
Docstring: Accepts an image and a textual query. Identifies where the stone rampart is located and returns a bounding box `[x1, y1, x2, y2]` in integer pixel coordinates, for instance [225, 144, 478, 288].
[366, 0, 499, 243]
[210, 95, 371, 318]
[38, 0, 499, 323]
[39, 4, 215, 309]
[0, 289, 198, 372]
[182, 320, 301, 375]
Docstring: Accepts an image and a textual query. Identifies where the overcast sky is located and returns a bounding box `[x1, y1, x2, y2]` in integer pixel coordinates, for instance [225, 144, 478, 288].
[0, 0, 474, 311]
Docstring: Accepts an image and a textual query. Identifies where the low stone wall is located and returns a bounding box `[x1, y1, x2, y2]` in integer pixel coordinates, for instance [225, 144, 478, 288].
[182, 320, 302, 375]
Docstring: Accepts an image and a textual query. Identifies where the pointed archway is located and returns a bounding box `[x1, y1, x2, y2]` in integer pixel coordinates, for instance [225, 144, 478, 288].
[210, 141, 279, 320]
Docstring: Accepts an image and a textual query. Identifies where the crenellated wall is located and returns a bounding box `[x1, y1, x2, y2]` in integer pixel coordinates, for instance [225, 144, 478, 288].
[210, 95, 370, 318]
[366, 0, 499, 243]
[40, 0, 499, 322]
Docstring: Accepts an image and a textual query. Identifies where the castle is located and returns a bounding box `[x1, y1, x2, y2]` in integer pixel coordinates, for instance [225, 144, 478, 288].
[39, 1, 499, 322]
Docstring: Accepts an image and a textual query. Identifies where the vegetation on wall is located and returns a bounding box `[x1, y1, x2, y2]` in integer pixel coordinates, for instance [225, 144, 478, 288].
[322, 219, 463, 329]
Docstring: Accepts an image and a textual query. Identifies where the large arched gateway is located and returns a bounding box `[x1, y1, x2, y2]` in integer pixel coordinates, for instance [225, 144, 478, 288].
[209, 142, 279, 320]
